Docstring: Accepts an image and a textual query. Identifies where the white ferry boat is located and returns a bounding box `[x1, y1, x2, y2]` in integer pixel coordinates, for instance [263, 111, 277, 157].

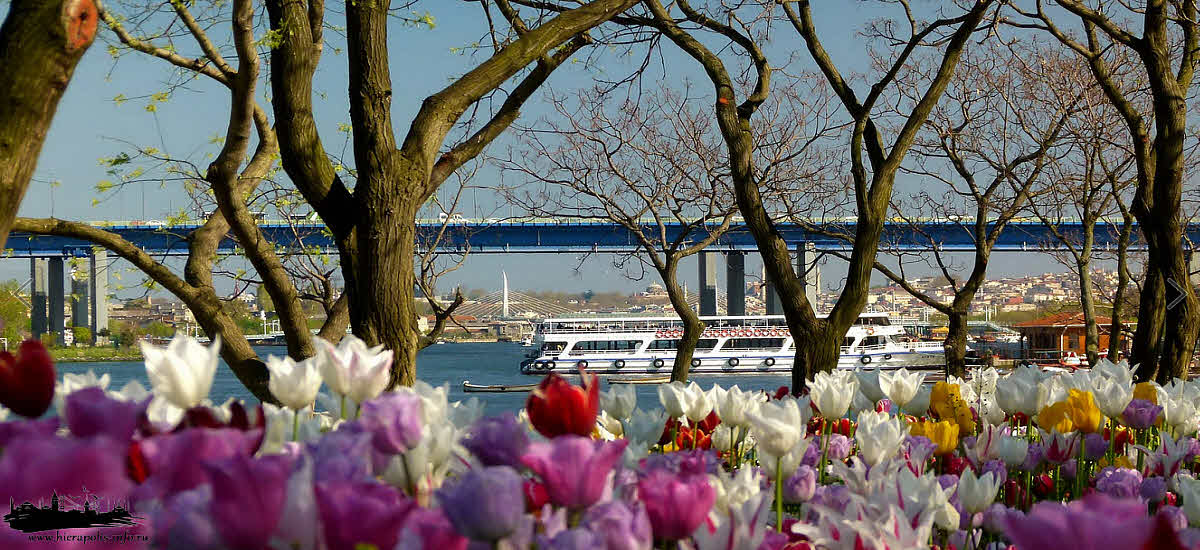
[519, 313, 946, 375]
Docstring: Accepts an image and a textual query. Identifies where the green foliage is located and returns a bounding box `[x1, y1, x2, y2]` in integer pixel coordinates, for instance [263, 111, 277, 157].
[0, 281, 29, 343]
[72, 326, 92, 345]
[256, 284, 274, 312]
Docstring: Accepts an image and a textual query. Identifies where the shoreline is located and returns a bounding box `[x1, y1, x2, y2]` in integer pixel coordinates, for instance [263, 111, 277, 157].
[49, 347, 143, 363]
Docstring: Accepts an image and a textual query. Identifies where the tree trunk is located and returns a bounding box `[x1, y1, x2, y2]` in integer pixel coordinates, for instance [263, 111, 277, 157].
[1077, 258, 1102, 367]
[0, 0, 97, 249]
[661, 266, 704, 382]
[791, 322, 839, 394]
[944, 309, 970, 379]
[1109, 214, 1133, 361]
[1132, 268, 1166, 381]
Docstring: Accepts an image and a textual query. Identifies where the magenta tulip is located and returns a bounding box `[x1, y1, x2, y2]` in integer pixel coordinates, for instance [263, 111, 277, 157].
[521, 436, 628, 510]
[637, 469, 715, 541]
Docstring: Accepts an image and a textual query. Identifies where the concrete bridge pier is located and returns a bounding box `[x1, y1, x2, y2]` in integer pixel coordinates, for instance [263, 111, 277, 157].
[48, 257, 65, 344]
[762, 243, 821, 316]
[90, 248, 108, 343]
[30, 258, 47, 338]
[71, 275, 88, 334]
[699, 252, 719, 316]
[726, 251, 745, 316]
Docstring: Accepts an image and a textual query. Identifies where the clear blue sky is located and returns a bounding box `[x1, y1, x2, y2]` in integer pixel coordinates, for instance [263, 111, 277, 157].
[7, 1, 1076, 297]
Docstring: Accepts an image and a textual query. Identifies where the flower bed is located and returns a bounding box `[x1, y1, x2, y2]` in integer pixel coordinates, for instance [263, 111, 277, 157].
[0, 335, 1197, 550]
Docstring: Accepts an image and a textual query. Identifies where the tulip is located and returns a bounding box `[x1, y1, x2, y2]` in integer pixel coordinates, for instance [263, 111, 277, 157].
[782, 465, 817, 504]
[958, 469, 1002, 515]
[637, 469, 715, 541]
[625, 408, 669, 446]
[64, 387, 148, 442]
[1039, 428, 1080, 465]
[996, 435, 1029, 468]
[0, 433, 133, 512]
[1092, 376, 1133, 420]
[1064, 389, 1103, 433]
[205, 453, 293, 550]
[1004, 493, 1182, 550]
[316, 480, 415, 550]
[745, 398, 806, 457]
[265, 355, 323, 411]
[1123, 398, 1164, 430]
[902, 385, 932, 416]
[1093, 467, 1143, 500]
[525, 369, 599, 438]
[995, 366, 1041, 417]
[397, 507, 469, 550]
[1176, 473, 1200, 523]
[582, 499, 653, 550]
[0, 339, 55, 418]
[1163, 394, 1200, 437]
[521, 436, 628, 510]
[1134, 381, 1161, 405]
[682, 381, 714, 424]
[855, 367, 885, 403]
[601, 384, 637, 421]
[358, 392, 424, 454]
[1037, 401, 1075, 434]
[462, 414, 530, 469]
[909, 419, 959, 455]
[712, 385, 763, 428]
[437, 466, 526, 541]
[53, 368, 109, 417]
[141, 334, 220, 410]
[808, 370, 857, 419]
[315, 335, 393, 406]
[855, 410, 907, 467]
[658, 381, 690, 419]
[879, 368, 925, 409]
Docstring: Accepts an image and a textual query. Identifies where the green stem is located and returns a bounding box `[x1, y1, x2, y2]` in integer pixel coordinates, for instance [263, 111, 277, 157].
[775, 457, 784, 532]
[818, 420, 832, 485]
[339, 394, 346, 420]
[292, 409, 300, 442]
[1075, 434, 1086, 500]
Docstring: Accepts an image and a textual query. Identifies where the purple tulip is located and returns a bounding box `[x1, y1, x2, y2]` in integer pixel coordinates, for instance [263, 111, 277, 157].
[537, 528, 605, 550]
[982, 459, 1008, 485]
[639, 449, 720, 476]
[1084, 432, 1109, 461]
[1094, 467, 1144, 500]
[1004, 493, 1159, 550]
[397, 507, 468, 550]
[1123, 399, 1163, 431]
[1061, 459, 1078, 480]
[133, 428, 260, 502]
[800, 441, 821, 467]
[358, 392, 423, 454]
[938, 474, 959, 490]
[902, 435, 938, 475]
[1159, 506, 1188, 532]
[463, 415, 529, 468]
[522, 436, 628, 510]
[1022, 442, 1046, 472]
[825, 434, 851, 461]
[983, 503, 1021, 534]
[1182, 529, 1200, 550]
[637, 470, 714, 541]
[151, 487, 221, 550]
[316, 480, 415, 550]
[205, 453, 293, 550]
[582, 499, 653, 550]
[64, 387, 149, 442]
[810, 485, 852, 516]
[437, 466, 525, 541]
[0, 434, 133, 534]
[783, 465, 817, 504]
[307, 424, 374, 482]
[272, 455, 320, 550]
[0, 416, 59, 447]
[1141, 477, 1168, 503]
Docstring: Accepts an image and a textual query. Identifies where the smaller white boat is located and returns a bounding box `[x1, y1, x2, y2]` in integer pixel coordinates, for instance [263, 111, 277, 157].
[462, 380, 538, 393]
[521, 335, 535, 347]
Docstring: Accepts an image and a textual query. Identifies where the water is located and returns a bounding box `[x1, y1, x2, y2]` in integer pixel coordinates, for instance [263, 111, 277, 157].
[56, 342, 794, 416]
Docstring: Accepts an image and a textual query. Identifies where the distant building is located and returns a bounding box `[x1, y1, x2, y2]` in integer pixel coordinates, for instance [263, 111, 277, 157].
[1014, 312, 1131, 360]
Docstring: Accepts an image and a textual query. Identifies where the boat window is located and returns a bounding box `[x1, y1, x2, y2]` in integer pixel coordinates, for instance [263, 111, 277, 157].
[842, 337, 855, 348]
[721, 338, 786, 351]
[647, 339, 678, 350]
[860, 335, 885, 348]
[541, 342, 566, 353]
[695, 339, 719, 351]
[570, 340, 643, 353]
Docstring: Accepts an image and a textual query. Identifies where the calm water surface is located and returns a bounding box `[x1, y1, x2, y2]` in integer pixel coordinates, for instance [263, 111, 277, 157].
[56, 342, 794, 416]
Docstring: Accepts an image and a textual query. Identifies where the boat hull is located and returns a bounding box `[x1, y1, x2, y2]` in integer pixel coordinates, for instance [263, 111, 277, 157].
[520, 349, 944, 376]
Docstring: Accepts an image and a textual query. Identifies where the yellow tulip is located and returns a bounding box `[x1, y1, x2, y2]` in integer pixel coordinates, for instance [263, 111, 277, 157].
[909, 419, 959, 455]
[930, 381, 976, 434]
[1037, 401, 1075, 434]
[1097, 454, 1133, 470]
[1133, 382, 1159, 405]
[1065, 389, 1103, 433]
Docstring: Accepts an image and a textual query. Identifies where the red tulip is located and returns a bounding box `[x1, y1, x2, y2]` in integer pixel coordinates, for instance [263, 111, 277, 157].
[0, 339, 56, 418]
[696, 410, 721, 433]
[525, 369, 599, 438]
[1033, 473, 1055, 498]
[523, 479, 549, 512]
[772, 386, 790, 400]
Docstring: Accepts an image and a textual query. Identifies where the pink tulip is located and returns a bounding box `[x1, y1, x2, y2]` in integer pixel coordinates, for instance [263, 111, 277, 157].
[637, 469, 715, 541]
[521, 435, 627, 511]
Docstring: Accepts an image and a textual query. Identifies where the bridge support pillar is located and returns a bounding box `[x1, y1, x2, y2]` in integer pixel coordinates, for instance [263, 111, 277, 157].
[699, 252, 718, 316]
[90, 249, 108, 343]
[48, 258, 65, 345]
[764, 265, 783, 315]
[726, 251, 745, 316]
[798, 242, 821, 309]
[71, 275, 88, 333]
[30, 258, 47, 339]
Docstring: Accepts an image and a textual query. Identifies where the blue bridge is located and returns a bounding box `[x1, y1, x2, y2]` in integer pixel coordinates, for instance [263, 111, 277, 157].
[10, 218, 1192, 340]
[4, 218, 1184, 258]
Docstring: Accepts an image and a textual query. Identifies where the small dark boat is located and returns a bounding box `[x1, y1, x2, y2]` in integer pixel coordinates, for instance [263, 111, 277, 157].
[462, 380, 538, 393]
[606, 375, 671, 385]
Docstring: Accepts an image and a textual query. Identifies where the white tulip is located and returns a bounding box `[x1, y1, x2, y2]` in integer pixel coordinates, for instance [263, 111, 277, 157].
[746, 398, 806, 457]
[957, 470, 1001, 515]
[879, 368, 925, 408]
[855, 368, 885, 403]
[141, 334, 221, 409]
[855, 410, 907, 467]
[448, 397, 484, 429]
[54, 370, 111, 416]
[713, 385, 764, 428]
[902, 386, 932, 416]
[601, 384, 638, 421]
[995, 366, 1041, 417]
[1163, 394, 1200, 437]
[809, 370, 858, 419]
[392, 380, 449, 426]
[759, 438, 810, 480]
[1093, 358, 1135, 389]
[314, 335, 392, 404]
[1036, 376, 1070, 412]
[596, 410, 624, 440]
[625, 408, 669, 446]
[266, 355, 323, 411]
[710, 467, 766, 515]
[1091, 376, 1134, 420]
[658, 381, 690, 419]
[259, 403, 324, 455]
[996, 435, 1029, 468]
[684, 381, 714, 423]
[711, 424, 736, 452]
[1177, 476, 1200, 526]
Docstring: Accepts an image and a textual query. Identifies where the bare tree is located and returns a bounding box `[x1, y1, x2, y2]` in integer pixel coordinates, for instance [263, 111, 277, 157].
[837, 39, 1078, 377]
[0, 0, 98, 249]
[1014, 0, 1200, 382]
